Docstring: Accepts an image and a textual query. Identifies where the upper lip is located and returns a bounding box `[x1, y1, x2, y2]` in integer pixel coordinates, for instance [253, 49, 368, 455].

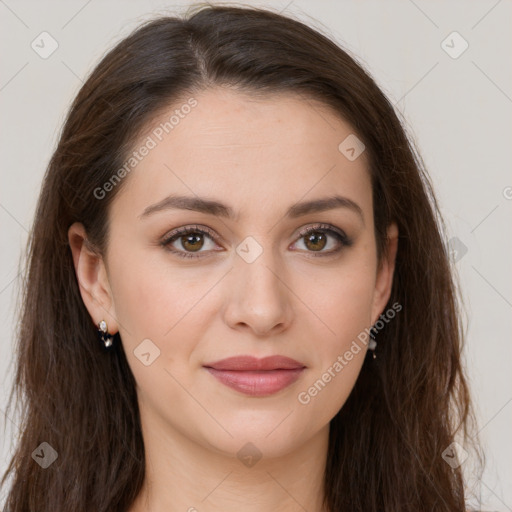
[203, 355, 306, 371]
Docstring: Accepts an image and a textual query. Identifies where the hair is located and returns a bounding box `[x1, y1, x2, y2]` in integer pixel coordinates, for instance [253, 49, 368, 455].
[1, 3, 483, 511]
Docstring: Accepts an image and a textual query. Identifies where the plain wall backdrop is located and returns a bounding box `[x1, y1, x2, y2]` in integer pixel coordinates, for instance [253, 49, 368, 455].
[1, 0, 511, 510]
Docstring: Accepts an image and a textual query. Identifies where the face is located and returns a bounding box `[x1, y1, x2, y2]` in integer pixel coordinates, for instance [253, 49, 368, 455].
[70, 87, 398, 459]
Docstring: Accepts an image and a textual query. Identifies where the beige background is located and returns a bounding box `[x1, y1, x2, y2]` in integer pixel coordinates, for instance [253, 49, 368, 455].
[1, 0, 511, 509]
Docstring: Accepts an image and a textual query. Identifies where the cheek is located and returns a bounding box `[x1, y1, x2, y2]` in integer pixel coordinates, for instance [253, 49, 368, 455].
[290, 254, 375, 411]
[110, 259, 211, 415]
[293, 268, 374, 426]
[110, 238, 194, 329]
[296, 257, 376, 346]
[110, 249, 219, 372]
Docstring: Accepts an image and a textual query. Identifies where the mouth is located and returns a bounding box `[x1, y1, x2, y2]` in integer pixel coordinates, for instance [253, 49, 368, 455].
[203, 355, 306, 397]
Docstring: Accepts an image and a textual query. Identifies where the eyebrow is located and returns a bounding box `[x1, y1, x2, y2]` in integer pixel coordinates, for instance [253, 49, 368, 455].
[139, 194, 364, 224]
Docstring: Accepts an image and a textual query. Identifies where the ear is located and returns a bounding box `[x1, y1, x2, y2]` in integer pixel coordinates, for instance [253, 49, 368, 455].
[371, 222, 399, 324]
[68, 222, 119, 334]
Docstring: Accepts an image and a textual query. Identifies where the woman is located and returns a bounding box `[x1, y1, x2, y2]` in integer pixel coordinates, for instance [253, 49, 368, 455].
[1, 4, 482, 511]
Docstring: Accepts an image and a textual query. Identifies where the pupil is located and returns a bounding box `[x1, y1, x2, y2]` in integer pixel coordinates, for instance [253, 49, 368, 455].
[306, 232, 326, 251]
[183, 234, 203, 251]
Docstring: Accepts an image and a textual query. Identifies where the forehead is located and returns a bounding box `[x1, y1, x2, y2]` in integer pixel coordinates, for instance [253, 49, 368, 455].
[113, 87, 372, 223]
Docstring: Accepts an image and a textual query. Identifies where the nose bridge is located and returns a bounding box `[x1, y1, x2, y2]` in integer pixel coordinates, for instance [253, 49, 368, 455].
[235, 236, 284, 301]
[225, 235, 292, 334]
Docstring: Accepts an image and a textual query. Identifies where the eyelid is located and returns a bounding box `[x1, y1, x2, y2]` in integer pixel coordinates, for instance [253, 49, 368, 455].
[294, 223, 350, 244]
[160, 224, 222, 259]
[162, 224, 218, 242]
[290, 223, 352, 256]
[161, 222, 351, 259]
[159, 224, 224, 259]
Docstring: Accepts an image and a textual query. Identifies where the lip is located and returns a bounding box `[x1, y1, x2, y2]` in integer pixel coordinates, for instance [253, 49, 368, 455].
[204, 355, 305, 371]
[203, 355, 306, 396]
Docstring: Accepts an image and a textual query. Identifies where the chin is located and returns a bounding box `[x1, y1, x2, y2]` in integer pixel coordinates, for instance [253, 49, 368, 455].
[197, 417, 315, 460]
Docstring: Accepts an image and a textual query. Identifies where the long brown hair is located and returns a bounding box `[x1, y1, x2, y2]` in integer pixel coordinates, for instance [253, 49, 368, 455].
[1, 3, 482, 510]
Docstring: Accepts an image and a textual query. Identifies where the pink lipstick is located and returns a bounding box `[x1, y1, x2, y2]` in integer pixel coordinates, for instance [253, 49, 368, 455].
[203, 355, 306, 396]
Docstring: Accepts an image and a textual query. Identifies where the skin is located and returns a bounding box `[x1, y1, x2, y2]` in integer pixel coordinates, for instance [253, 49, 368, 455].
[68, 87, 398, 512]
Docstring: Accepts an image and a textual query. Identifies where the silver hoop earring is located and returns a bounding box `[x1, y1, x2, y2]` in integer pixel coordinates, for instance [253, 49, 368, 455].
[98, 320, 115, 349]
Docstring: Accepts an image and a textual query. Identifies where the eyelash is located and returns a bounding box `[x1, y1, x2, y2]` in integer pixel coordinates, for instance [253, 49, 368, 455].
[160, 223, 352, 260]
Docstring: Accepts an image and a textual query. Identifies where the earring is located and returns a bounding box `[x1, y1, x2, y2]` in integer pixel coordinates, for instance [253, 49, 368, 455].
[368, 326, 378, 360]
[98, 320, 115, 349]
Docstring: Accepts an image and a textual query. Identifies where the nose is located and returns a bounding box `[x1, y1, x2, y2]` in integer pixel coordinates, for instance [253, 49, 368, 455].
[223, 248, 293, 337]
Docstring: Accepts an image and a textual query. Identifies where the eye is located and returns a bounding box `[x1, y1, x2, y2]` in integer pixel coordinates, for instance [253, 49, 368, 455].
[161, 223, 352, 260]
[160, 225, 221, 259]
[291, 223, 352, 256]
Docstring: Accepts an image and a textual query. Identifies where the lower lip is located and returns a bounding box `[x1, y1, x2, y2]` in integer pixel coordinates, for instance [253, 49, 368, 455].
[204, 368, 305, 396]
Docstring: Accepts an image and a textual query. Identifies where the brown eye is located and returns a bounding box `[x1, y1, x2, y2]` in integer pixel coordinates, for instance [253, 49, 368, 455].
[293, 224, 352, 256]
[303, 231, 327, 251]
[161, 225, 220, 259]
[180, 233, 205, 252]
